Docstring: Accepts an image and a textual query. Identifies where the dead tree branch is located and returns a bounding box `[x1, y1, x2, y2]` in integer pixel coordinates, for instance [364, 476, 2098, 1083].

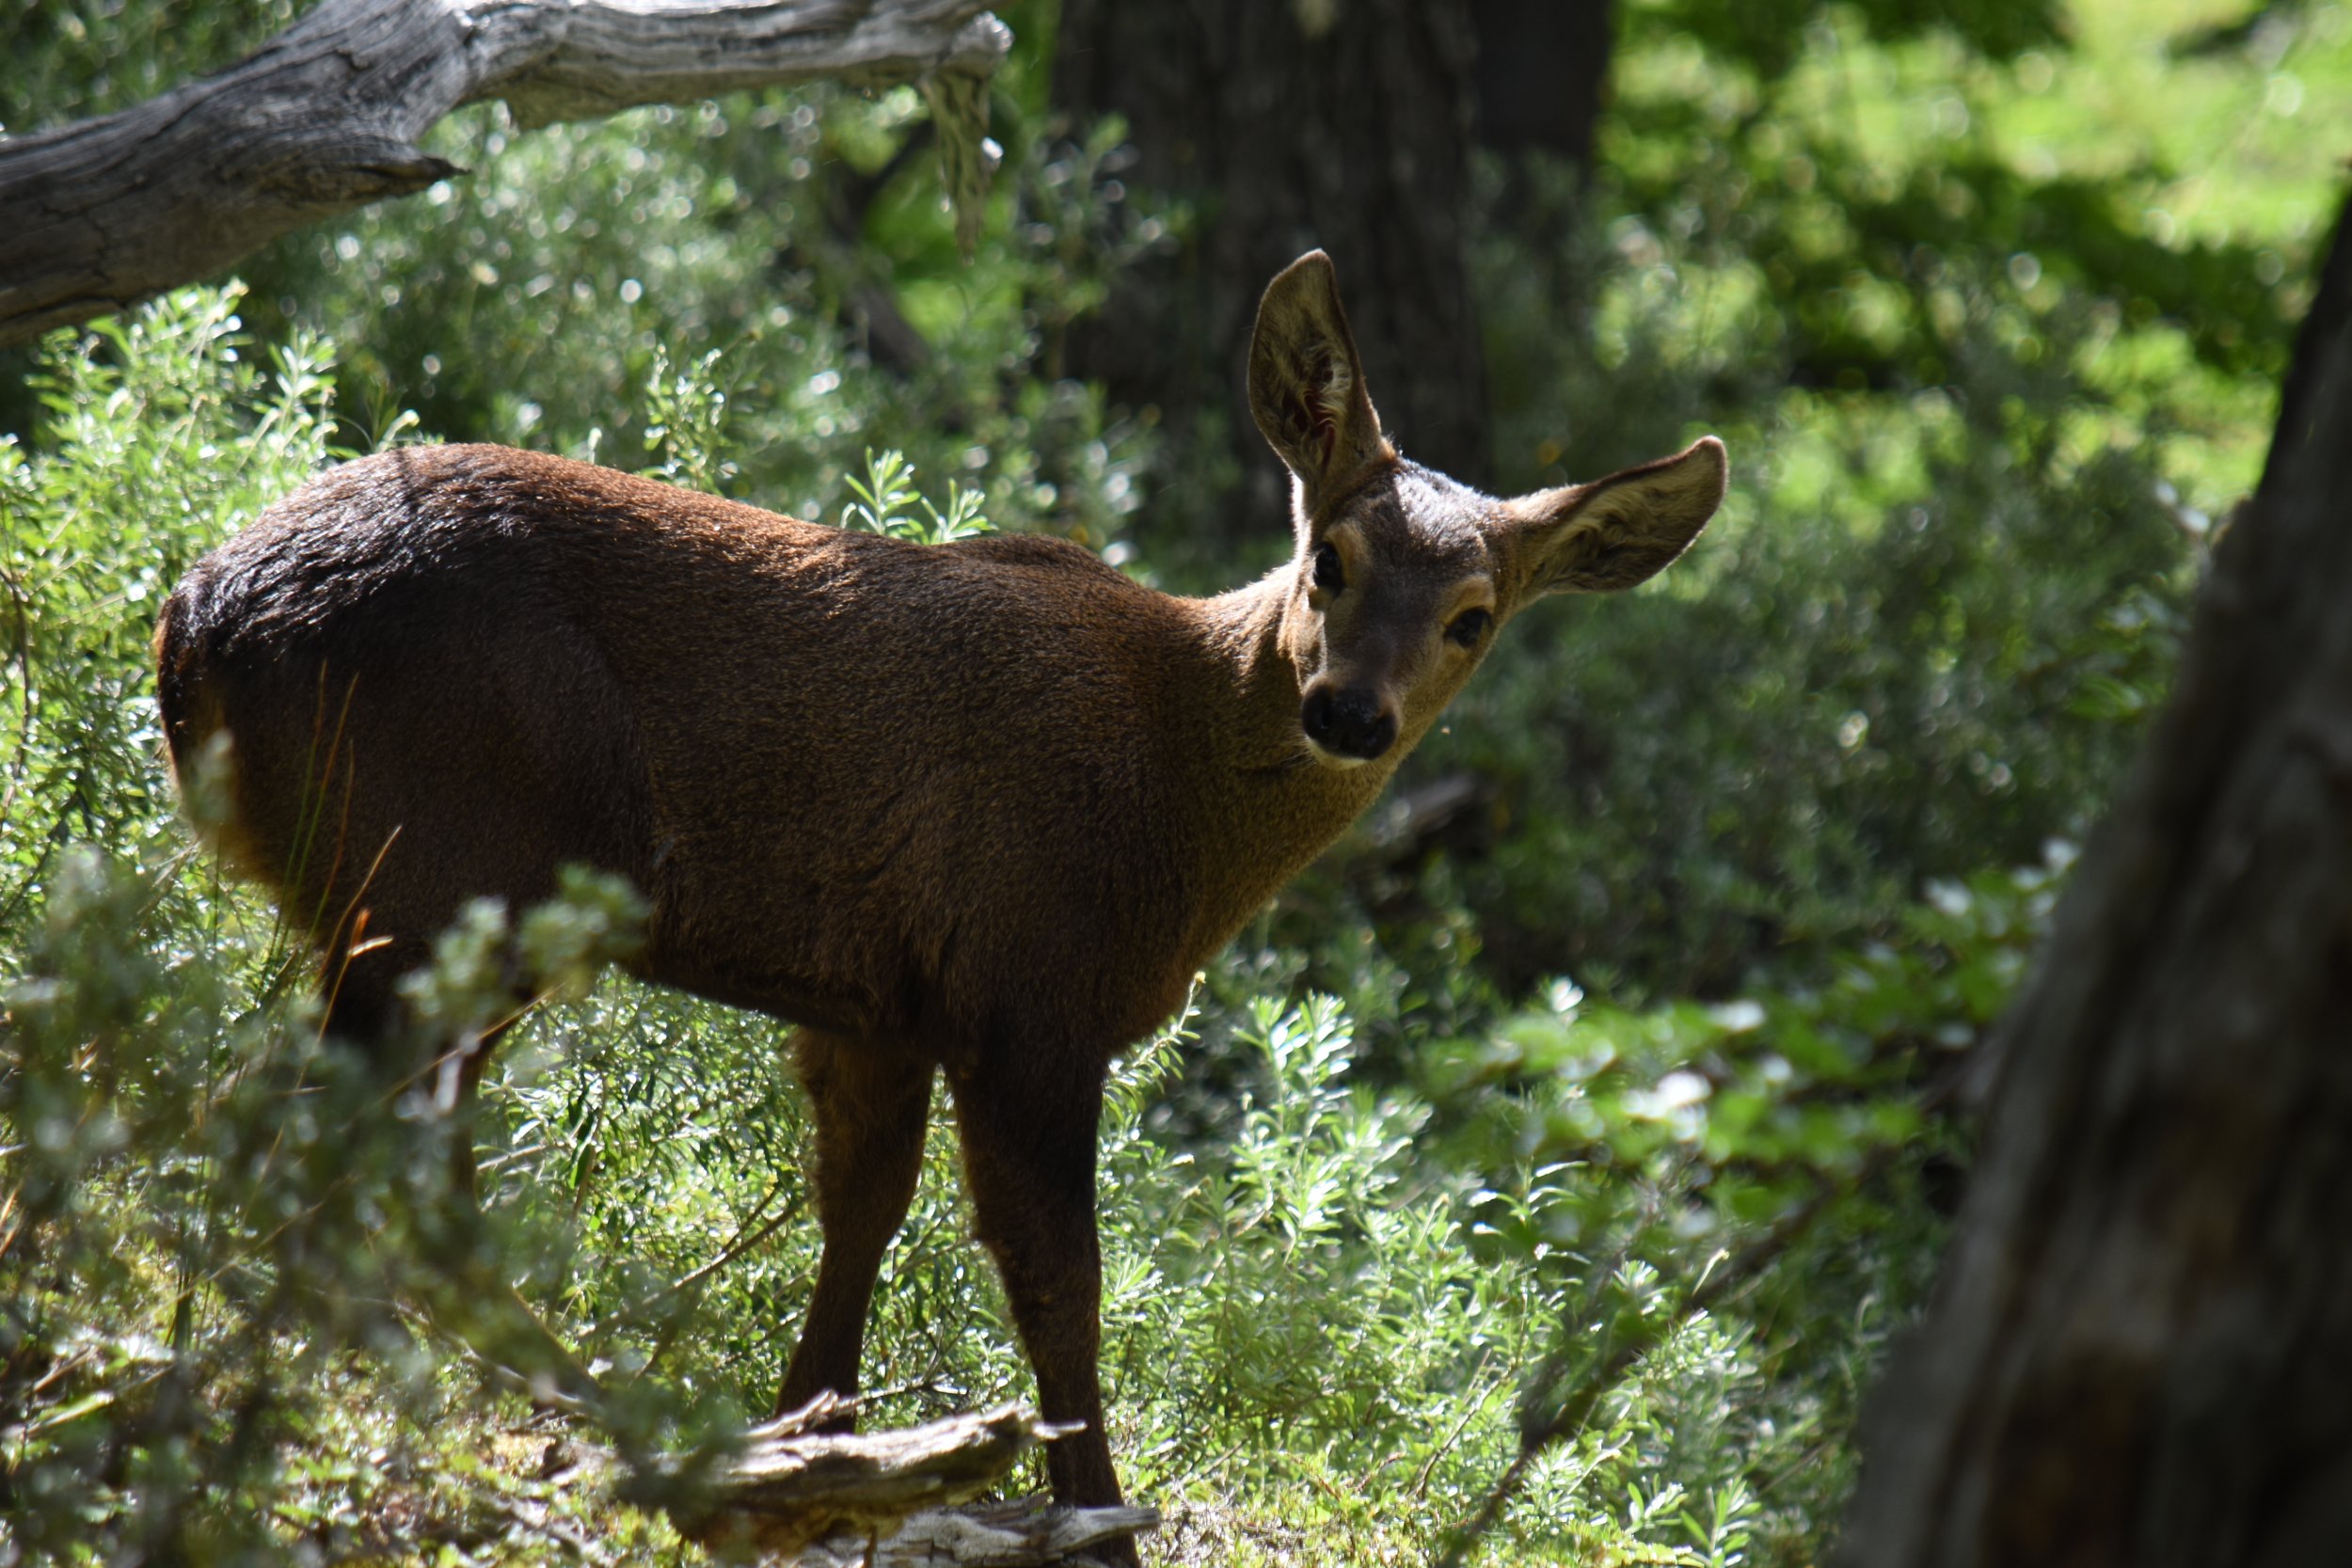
[0, 0, 1009, 347]
[637, 1396, 1158, 1565]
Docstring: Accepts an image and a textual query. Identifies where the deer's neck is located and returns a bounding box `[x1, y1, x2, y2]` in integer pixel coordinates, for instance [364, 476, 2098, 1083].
[1174, 574, 1399, 959]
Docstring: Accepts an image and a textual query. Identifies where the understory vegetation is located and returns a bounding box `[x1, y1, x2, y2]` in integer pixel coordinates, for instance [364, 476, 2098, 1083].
[5, 0, 2343, 1563]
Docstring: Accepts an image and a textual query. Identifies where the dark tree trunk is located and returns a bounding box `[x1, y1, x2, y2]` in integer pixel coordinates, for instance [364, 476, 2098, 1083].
[1836, 196, 2352, 1566]
[1470, 0, 1613, 174]
[1053, 0, 1487, 535]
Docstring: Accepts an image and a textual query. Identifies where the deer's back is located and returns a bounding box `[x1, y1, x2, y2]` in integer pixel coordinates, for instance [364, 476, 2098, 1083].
[161, 445, 1216, 1060]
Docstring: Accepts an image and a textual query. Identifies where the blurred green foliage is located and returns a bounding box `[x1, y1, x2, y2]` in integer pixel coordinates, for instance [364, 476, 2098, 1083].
[1399, 0, 2345, 1000]
[4, 0, 302, 131]
[4, 0, 2343, 1562]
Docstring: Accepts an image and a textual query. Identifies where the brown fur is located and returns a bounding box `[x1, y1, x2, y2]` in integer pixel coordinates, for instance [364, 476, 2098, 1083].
[152, 252, 1726, 1542]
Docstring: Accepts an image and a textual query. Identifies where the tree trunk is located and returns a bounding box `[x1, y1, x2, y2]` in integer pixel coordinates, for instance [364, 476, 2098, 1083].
[1836, 195, 2352, 1566]
[1470, 0, 1613, 238]
[1470, 0, 1613, 174]
[1053, 0, 1487, 537]
[0, 0, 1009, 348]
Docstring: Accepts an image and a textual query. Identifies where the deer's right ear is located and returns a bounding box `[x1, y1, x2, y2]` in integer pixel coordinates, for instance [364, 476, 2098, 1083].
[1248, 251, 1392, 513]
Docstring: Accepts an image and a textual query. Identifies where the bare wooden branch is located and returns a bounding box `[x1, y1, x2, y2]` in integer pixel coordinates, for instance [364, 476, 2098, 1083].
[669, 1399, 1156, 1564]
[704, 1400, 1048, 1553]
[0, 0, 1009, 347]
[797, 1497, 1164, 1567]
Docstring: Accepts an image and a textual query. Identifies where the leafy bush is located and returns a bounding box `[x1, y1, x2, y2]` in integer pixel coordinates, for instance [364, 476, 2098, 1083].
[1, 844, 696, 1564]
[1, 287, 335, 934]
[0, 300, 695, 1560]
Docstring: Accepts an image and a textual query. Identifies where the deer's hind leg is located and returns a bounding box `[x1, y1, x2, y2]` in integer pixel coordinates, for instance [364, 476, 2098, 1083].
[308, 913, 607, 1407]
[775, 1032, 935, 1426]
[267, 643, 640, 1409]
[947, 1049, 1127, 1528]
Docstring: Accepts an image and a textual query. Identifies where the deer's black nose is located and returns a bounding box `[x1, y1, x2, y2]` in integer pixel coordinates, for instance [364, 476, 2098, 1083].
[1301, 685, 1397, 761]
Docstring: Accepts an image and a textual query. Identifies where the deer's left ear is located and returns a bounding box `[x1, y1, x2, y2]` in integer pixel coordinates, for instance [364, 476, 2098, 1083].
[1507, 437, 1727, 596]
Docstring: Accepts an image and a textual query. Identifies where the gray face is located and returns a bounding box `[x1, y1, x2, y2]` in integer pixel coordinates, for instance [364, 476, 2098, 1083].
[1292, 463, 1504, 767]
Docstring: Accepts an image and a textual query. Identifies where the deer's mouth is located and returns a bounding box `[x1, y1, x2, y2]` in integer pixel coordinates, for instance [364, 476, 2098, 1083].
[1300, 735, 1375, 769]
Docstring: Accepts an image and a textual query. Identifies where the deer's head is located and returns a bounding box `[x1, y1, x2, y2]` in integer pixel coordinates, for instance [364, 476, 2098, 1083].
[1248, 250, 1728, 768]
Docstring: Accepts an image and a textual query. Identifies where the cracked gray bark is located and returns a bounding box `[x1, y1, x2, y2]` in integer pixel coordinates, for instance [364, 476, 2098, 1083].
[0, 0, 1009, 348]
[1836, 194, 2352, 1567]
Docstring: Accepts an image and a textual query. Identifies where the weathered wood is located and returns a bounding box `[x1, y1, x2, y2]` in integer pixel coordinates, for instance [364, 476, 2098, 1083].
[1836, 197, 2352, 1565]
[796, 1498, 1163, 1567]
[0, 0, 1009, 347]
[703, 1400, 1047, 1554]
[676, 1398, 1157, 1564]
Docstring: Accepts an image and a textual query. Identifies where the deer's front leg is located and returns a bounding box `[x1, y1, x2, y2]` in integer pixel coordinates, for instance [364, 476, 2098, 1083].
[948, 1052, 1130, 1537]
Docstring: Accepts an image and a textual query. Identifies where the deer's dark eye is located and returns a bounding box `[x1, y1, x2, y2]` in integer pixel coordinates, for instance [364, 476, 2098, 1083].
[1446, 608, 1492, 648]
[1312, 542, 1345, 594]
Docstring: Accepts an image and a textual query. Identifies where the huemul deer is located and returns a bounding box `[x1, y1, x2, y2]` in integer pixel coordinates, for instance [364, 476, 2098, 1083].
[154, 251, 1725, 1544]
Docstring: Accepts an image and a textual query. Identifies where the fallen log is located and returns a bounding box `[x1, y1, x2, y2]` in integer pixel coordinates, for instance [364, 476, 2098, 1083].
[661, 1396, 1160, 1564]
[793, 1497, 1164, 1567]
